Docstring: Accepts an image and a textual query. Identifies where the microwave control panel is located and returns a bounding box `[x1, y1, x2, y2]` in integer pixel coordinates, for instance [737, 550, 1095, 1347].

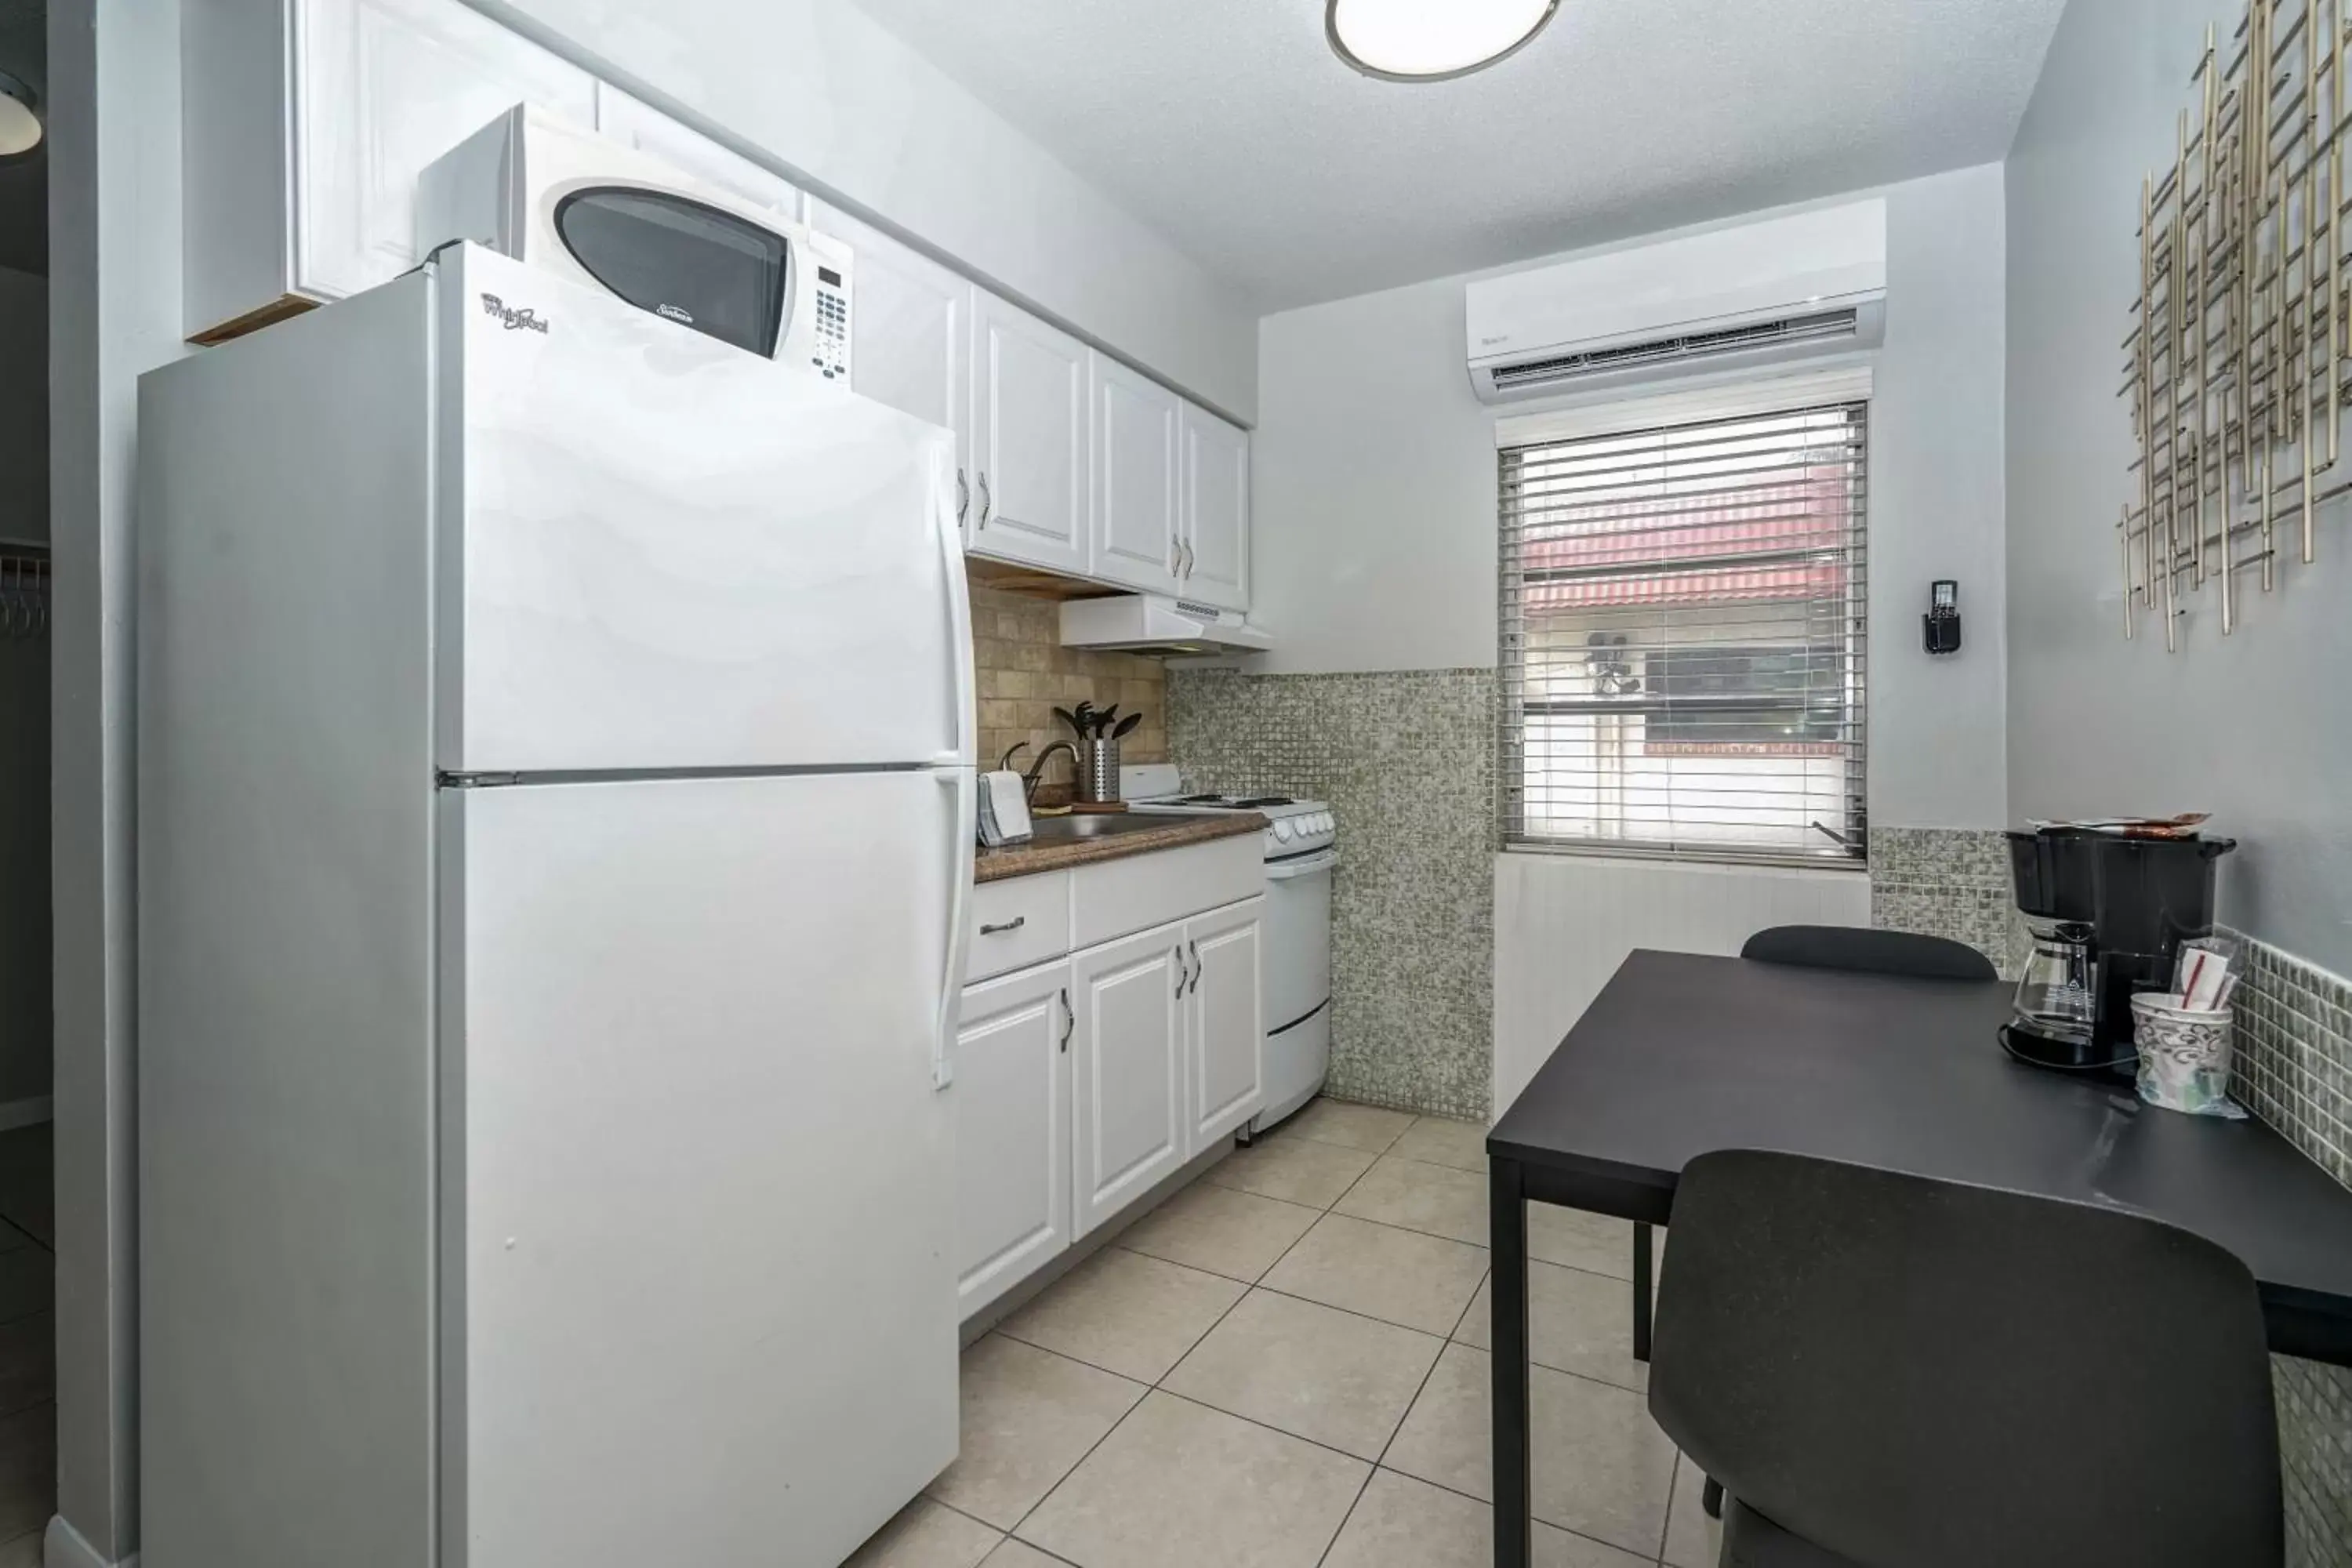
[809, 262, 851, 382]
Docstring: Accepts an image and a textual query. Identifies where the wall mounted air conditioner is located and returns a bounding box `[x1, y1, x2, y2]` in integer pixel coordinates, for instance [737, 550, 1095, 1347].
[1465, 198, 1886, 405]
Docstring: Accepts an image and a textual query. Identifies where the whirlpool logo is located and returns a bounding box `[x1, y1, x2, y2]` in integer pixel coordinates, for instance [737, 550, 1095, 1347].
[479, 293, 550, 334]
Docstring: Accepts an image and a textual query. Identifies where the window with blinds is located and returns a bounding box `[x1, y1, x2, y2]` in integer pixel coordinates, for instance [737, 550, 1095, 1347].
[1498, 401, 1868, 866]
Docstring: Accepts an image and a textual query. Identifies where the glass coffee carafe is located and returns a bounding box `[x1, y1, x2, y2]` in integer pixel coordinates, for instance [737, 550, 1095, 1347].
[2013, 916, 2097, 1046]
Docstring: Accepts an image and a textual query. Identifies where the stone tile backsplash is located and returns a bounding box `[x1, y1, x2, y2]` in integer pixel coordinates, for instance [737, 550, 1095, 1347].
[971, 586, 1167, 790]
[1167, 666, 1495, 1122]
[1867, 826, 2026, 978]
[2226, 932, 2352, 1568]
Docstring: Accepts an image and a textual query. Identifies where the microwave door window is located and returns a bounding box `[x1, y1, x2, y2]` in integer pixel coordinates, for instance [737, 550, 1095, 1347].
[554, 188, 789, 358]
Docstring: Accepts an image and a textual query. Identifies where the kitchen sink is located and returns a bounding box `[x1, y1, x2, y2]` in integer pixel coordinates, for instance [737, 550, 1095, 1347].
[1024, 812, 1176, 842]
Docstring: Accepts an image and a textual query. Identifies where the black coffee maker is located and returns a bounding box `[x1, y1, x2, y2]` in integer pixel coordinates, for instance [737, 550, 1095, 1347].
[2002, 826, 2235, 1072]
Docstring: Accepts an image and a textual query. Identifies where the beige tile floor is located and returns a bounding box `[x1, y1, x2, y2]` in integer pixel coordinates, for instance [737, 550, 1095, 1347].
[844, 1097, 1722, 1568]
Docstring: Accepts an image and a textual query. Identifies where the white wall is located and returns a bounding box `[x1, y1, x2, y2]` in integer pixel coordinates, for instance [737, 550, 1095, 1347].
[2006, 0, 2352, 975]
[49, 0, 190, 1558]
[1492, 854, 1871, 1116]
[1250, 163, 2012, 833]
[477, 0, 1259, 422]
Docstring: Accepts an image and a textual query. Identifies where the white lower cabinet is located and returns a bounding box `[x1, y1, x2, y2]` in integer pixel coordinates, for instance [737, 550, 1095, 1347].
[953, 877, 1265, 1319]
[953, 961, 1074, 1317]
[1069, 922, 1189, 1238]
[1187, 898, 1266, 1150]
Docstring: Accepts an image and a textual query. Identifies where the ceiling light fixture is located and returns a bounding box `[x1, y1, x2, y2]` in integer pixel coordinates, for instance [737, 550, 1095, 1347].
[1326, 0, 1560, 82]
[0, 71, 39, 162]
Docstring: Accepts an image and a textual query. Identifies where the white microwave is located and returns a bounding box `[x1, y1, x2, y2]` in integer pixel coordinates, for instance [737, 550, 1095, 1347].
[416, 104, 854, 378]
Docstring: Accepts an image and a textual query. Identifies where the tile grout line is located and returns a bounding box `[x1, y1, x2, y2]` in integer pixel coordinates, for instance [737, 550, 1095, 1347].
[984, 1319, 1694, 1568]
[1656, 1456, 1682, 1567]
[976, 1114, 1668, 1563]
[998, 1129, 1397, 1554]
[999, 1178, 1310, 1551]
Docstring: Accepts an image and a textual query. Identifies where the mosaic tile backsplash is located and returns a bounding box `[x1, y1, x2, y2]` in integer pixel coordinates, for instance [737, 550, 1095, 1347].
[1167, 667, 1496, 1122]
[1868, 826, 2027, 978]
[971, 586, 1167, 791]
[2226, 931, 2352, 1568]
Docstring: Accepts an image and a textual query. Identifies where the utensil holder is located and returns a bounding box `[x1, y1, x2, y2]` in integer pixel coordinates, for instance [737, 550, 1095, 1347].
[1080, 738, 1121, 804]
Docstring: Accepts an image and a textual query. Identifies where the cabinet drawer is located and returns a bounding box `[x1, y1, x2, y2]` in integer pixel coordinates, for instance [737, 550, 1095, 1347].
[967, 871, 1072, 982]
[1071, 836, 1263, 951]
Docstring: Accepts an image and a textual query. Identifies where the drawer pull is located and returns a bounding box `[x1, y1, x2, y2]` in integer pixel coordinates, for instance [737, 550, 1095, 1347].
[979, 916, 1026, 936]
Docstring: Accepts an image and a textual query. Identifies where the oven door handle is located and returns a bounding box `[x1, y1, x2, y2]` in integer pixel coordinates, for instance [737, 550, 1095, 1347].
[1265, 849, 1338, 882]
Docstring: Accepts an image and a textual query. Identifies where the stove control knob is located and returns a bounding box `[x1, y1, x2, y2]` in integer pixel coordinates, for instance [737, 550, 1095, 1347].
[1315, 812, 1334, 834]
[1272, 819, 1296, 843]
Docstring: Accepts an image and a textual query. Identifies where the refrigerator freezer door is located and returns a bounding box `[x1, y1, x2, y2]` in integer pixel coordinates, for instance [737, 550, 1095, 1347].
[439, 245, 972, 774]
[441, 769, 964, 1566]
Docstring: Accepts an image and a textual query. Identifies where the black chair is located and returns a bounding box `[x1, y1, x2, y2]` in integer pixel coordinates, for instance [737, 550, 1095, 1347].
[1738, 923, 1998, 982]
[1629, 924, 1999, 1386]
[1648, 1149, 2282, 1568]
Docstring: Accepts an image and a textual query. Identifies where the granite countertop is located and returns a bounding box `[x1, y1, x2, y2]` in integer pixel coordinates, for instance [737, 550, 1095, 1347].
[974, 812, 1265, 883]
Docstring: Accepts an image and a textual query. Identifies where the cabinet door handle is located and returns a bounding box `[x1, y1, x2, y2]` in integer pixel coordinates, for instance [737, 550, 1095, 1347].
[977, 473, 993, 527]
[978, 916, 1025, 936]
[1058, 986, 1073, 1053]
[1187, 938, 1202, 995]
[956, 469, 970, 524]
[1168, 539, 1181, 576]
[1181, 539, 1195, 578]
[1173, 946, 1187, 996]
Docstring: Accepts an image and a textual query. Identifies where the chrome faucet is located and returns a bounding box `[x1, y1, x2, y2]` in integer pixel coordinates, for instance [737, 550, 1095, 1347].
[1002, 740, 1080, 805]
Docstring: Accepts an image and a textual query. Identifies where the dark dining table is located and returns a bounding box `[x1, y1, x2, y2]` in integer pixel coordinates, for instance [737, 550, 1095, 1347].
[1483, 948, 2352, 1568]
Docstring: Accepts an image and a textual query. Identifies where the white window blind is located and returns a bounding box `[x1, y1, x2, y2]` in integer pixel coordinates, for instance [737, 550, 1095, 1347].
[1498, 401, 1868, 867]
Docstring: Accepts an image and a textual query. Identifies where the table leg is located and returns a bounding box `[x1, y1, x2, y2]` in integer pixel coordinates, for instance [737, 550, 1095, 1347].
[1490, 1155, 1532, 1568]
[1632, 1221, 1653, 1364]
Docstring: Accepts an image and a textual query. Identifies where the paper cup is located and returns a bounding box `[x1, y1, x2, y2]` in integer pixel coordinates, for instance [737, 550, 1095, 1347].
[2131, 992, 2237, 1116]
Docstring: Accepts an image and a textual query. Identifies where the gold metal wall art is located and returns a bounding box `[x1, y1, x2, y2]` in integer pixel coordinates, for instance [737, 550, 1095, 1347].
[2123, 0, 2343, 649]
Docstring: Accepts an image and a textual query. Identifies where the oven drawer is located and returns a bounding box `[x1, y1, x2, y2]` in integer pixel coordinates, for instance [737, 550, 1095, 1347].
[1262, 848, 1334, 1030]
[966, 871, 1073, 983]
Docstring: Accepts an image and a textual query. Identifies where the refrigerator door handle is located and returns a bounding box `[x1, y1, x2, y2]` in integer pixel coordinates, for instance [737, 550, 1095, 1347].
[933, 447, 978, 768]
[935, 765, 976, 1090]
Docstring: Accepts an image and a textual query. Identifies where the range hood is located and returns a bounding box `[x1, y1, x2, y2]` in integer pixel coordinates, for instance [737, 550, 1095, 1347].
[1058, 594, 1272, 656]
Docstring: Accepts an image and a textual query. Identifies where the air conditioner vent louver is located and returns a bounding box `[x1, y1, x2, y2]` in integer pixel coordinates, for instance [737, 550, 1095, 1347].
[1489, 309, 1861, 391]
[1463, 198, 1888, 405]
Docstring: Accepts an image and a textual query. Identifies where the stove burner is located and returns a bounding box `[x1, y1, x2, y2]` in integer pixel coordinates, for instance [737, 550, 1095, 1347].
[1171, 793, 1232, 805]
[1230, 796, 1294, 808]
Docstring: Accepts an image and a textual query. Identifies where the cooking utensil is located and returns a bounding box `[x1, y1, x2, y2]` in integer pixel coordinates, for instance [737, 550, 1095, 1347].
[1095, 704, 1119, 736]
[1110, 713, 1142, 740]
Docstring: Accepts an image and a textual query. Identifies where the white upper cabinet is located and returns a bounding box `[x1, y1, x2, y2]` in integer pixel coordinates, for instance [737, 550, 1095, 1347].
[1180, 405, 1252, 612]
[970, 293, 1091, 576]
[817, 202, 972, 486]
[180, 0, 1256, 611]
[299, 0, 598, 300]
[594, 87, 803, 219]
[1087, 353, 1185, 597]
[186, 0, 597, 339]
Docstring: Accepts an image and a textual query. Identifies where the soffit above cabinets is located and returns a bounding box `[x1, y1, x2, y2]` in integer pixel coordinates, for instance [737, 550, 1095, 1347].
[848, 0, 2067, 311]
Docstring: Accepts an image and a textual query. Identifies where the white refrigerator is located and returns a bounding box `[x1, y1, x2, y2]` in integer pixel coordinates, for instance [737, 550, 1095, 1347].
[137, 244, 974, 1568]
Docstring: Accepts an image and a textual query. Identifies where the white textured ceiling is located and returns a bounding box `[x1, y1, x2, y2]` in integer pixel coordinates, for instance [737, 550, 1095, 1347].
[849, 0, 2067, 311]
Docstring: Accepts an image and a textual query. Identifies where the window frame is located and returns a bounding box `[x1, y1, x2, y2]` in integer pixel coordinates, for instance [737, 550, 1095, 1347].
[1497, 383, 1871, 870]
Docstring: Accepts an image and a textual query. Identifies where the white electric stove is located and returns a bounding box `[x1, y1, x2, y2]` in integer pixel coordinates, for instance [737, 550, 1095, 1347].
[1123, 765, 1334, 1131]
